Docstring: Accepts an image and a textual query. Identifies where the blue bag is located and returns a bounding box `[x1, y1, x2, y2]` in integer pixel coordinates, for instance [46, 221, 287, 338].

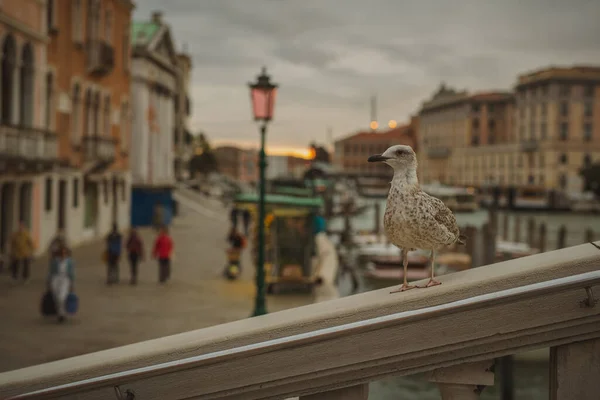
[65, 293, 79, 314]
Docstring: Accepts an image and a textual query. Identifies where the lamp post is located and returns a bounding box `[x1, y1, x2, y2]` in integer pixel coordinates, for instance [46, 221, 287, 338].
[248, 67, 278, 317]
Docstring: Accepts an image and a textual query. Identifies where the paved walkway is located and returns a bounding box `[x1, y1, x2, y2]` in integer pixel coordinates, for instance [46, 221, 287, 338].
[0, 190, 313, 373]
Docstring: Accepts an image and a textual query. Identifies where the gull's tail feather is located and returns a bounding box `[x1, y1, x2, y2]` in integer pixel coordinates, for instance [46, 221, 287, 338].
[457, 234, 467, 245]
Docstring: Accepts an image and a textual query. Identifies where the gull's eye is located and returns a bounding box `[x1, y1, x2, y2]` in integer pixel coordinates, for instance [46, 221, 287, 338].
[395, 149, 403, 156]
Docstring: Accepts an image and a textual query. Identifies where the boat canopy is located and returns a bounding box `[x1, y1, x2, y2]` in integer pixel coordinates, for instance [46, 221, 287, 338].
[234, 192, 324, 209]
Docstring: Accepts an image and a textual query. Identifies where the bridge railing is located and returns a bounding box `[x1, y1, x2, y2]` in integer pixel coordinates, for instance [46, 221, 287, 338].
[1, 242, 600, 400]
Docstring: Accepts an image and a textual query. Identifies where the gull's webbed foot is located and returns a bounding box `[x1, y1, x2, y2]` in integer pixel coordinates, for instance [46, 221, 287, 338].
[425, 279, 442, 288]
[390, 283, 417, 293]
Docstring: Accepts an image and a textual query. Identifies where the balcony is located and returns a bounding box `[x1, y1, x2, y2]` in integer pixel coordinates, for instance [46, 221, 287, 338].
[521, 139, 538, 152]
[427, 146, 451, 159]
[86, 40, 115, 76]
[1, 243, 599, 399]
[0, 124, 58, 169]
[82, 135, 116, 163]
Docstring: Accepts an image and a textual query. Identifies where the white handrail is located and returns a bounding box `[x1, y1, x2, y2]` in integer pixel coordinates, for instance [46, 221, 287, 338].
[10, 269, 600, 400]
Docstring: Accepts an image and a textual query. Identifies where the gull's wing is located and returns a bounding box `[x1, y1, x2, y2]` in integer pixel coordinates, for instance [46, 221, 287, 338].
[417, 191, 461, 245]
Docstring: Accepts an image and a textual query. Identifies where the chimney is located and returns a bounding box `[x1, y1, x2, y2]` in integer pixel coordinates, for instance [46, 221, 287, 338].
[151, 11, 163, 24]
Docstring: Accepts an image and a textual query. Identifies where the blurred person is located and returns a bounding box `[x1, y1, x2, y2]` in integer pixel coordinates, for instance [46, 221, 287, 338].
[105, 223, 123, 285]
[230, 207, 238, 230]
[126, 228, 144, 285]
[9, 221, 35, 283]
[48, 229, 68, 260]
[242, 209, 251, 236]
[153, 225, 174, 284]
[47, 245, 75, 323]
[227, 227, 245, 250]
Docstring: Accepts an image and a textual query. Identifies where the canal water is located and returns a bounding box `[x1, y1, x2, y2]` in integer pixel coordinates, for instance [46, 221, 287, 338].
[329, 200, 599, 399]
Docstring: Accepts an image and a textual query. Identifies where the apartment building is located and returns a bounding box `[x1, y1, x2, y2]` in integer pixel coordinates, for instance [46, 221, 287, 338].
[334, 123, 417, 176]
[214, 146, 242, 182]
[418, 67, 600, 196]
[45, 0, 134, 247]
[0, 0, 55, 255]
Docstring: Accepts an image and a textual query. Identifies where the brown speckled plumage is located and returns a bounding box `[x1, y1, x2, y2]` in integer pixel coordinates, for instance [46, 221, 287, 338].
[384, 185, 463, 251]
[368, 144, 465, 291]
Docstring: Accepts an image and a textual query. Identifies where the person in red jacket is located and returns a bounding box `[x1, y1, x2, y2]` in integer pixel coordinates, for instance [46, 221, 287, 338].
[153, 225, 174, 284]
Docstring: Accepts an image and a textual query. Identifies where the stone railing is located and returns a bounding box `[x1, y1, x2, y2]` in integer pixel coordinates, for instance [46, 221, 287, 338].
[0, 124, 57, 160]
[1, 242, 600, 400]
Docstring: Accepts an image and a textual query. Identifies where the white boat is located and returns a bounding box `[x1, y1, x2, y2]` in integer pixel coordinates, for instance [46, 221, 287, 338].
[568, 191, 600, 213]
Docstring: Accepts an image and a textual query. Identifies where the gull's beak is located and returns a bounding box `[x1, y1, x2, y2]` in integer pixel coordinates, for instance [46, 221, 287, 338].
[367, 154, 391, 163]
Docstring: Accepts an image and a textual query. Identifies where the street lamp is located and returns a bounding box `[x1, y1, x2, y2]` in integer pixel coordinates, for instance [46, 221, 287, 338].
[248, 66, 278, 317]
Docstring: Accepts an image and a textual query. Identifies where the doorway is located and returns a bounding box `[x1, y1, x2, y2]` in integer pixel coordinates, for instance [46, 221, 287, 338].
[57, 180, 67, 231]
[18, 182, 32, 228]
[0, 182, 16, 254]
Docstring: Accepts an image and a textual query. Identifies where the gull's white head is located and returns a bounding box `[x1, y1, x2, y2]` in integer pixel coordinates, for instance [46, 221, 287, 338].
[367, 145, 417, 172]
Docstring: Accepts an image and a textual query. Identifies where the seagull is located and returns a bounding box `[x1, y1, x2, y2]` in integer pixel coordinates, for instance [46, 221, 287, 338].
[368, 145, 465, 293]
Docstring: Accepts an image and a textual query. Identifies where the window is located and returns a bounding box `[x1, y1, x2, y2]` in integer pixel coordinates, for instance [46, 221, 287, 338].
[105, 10, 112, 41]
[559, 153, 568, 165]
[584, 154, 592, 168]
[584, 85, 594, 97]
[540, 122, 547, 140]
[584, 102, 593, 118]
[472, 119, 479, 129]
[103, 180, 108, 203]
[104, 95, 111, 137]
[559, 122, 568, 140]
[559, 84, 570, 97]
[539, 153, 545, 167]
[121, 180, 126, 201]
[72, 83, 81, 142]
[471, 135, 479, 146]
[528, 175, 535, 184]
[559, 101, 569, 117]
[559, 174, 567, 189]
[584, 123, 592, 141]
[72, 0, 83, 43]
[472, 104, 480, 113]
[488, 104, 494, 113]
[541, 102, 547, 116]
[73, 178, 79, 207]
[45, 72, 53, 129]
[45, 178, 53, 211]
[47, 0, 56, 33]
[540, 85, 548, 96]
[120, 102, 128, 150]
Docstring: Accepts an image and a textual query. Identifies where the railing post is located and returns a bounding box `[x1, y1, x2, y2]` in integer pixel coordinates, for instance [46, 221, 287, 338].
[549, 338, 600, 400]
[425, 360, 494, 400]
[300, 384, 369, 400]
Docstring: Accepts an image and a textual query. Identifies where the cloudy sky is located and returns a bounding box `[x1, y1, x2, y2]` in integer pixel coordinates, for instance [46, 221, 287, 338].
[133, 0, 600, 154]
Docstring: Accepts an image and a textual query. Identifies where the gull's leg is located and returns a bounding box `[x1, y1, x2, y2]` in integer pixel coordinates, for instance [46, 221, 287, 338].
[390, 249, 417, 293]
[425, 249, 442, 288]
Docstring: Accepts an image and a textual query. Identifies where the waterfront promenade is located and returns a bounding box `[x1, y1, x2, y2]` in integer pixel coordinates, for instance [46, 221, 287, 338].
[0, 192, 313, 373]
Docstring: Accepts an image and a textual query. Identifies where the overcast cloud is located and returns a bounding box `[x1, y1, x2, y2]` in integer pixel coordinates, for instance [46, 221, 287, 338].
[133, 0, 600, 150]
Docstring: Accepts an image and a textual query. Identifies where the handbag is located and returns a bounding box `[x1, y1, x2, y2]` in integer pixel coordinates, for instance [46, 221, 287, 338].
[40, 290, 57, 316]
[65, 292, 79, 314]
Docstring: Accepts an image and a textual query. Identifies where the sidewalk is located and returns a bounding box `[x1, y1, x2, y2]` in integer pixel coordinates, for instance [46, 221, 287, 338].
[0, 196, 313, 373]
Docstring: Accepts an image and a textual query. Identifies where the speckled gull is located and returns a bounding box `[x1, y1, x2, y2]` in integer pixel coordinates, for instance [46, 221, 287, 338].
[368, 145, 466, 292]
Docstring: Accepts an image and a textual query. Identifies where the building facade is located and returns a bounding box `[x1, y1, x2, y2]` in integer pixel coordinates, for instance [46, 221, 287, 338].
[0, 0, 57, 255]
[174, 52, 192, 181]
[418, 66, 600, 196]
[333, 123, 417, 176]
[45, 0, 134, 248]
[130, 11, 180, 226]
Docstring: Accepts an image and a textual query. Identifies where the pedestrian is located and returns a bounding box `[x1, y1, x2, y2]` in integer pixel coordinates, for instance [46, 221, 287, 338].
[48, 229, 68, 260]
[47, 245, 75, 324]
[230, 207, 238, 230]
[126, 228, 144, 285]
[227, 227, 245, 251]
[152, 225, 173, 284]
[9, 221, 35, 283]
[105, 223, 123, 285]
[242, 209, 251, 236]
